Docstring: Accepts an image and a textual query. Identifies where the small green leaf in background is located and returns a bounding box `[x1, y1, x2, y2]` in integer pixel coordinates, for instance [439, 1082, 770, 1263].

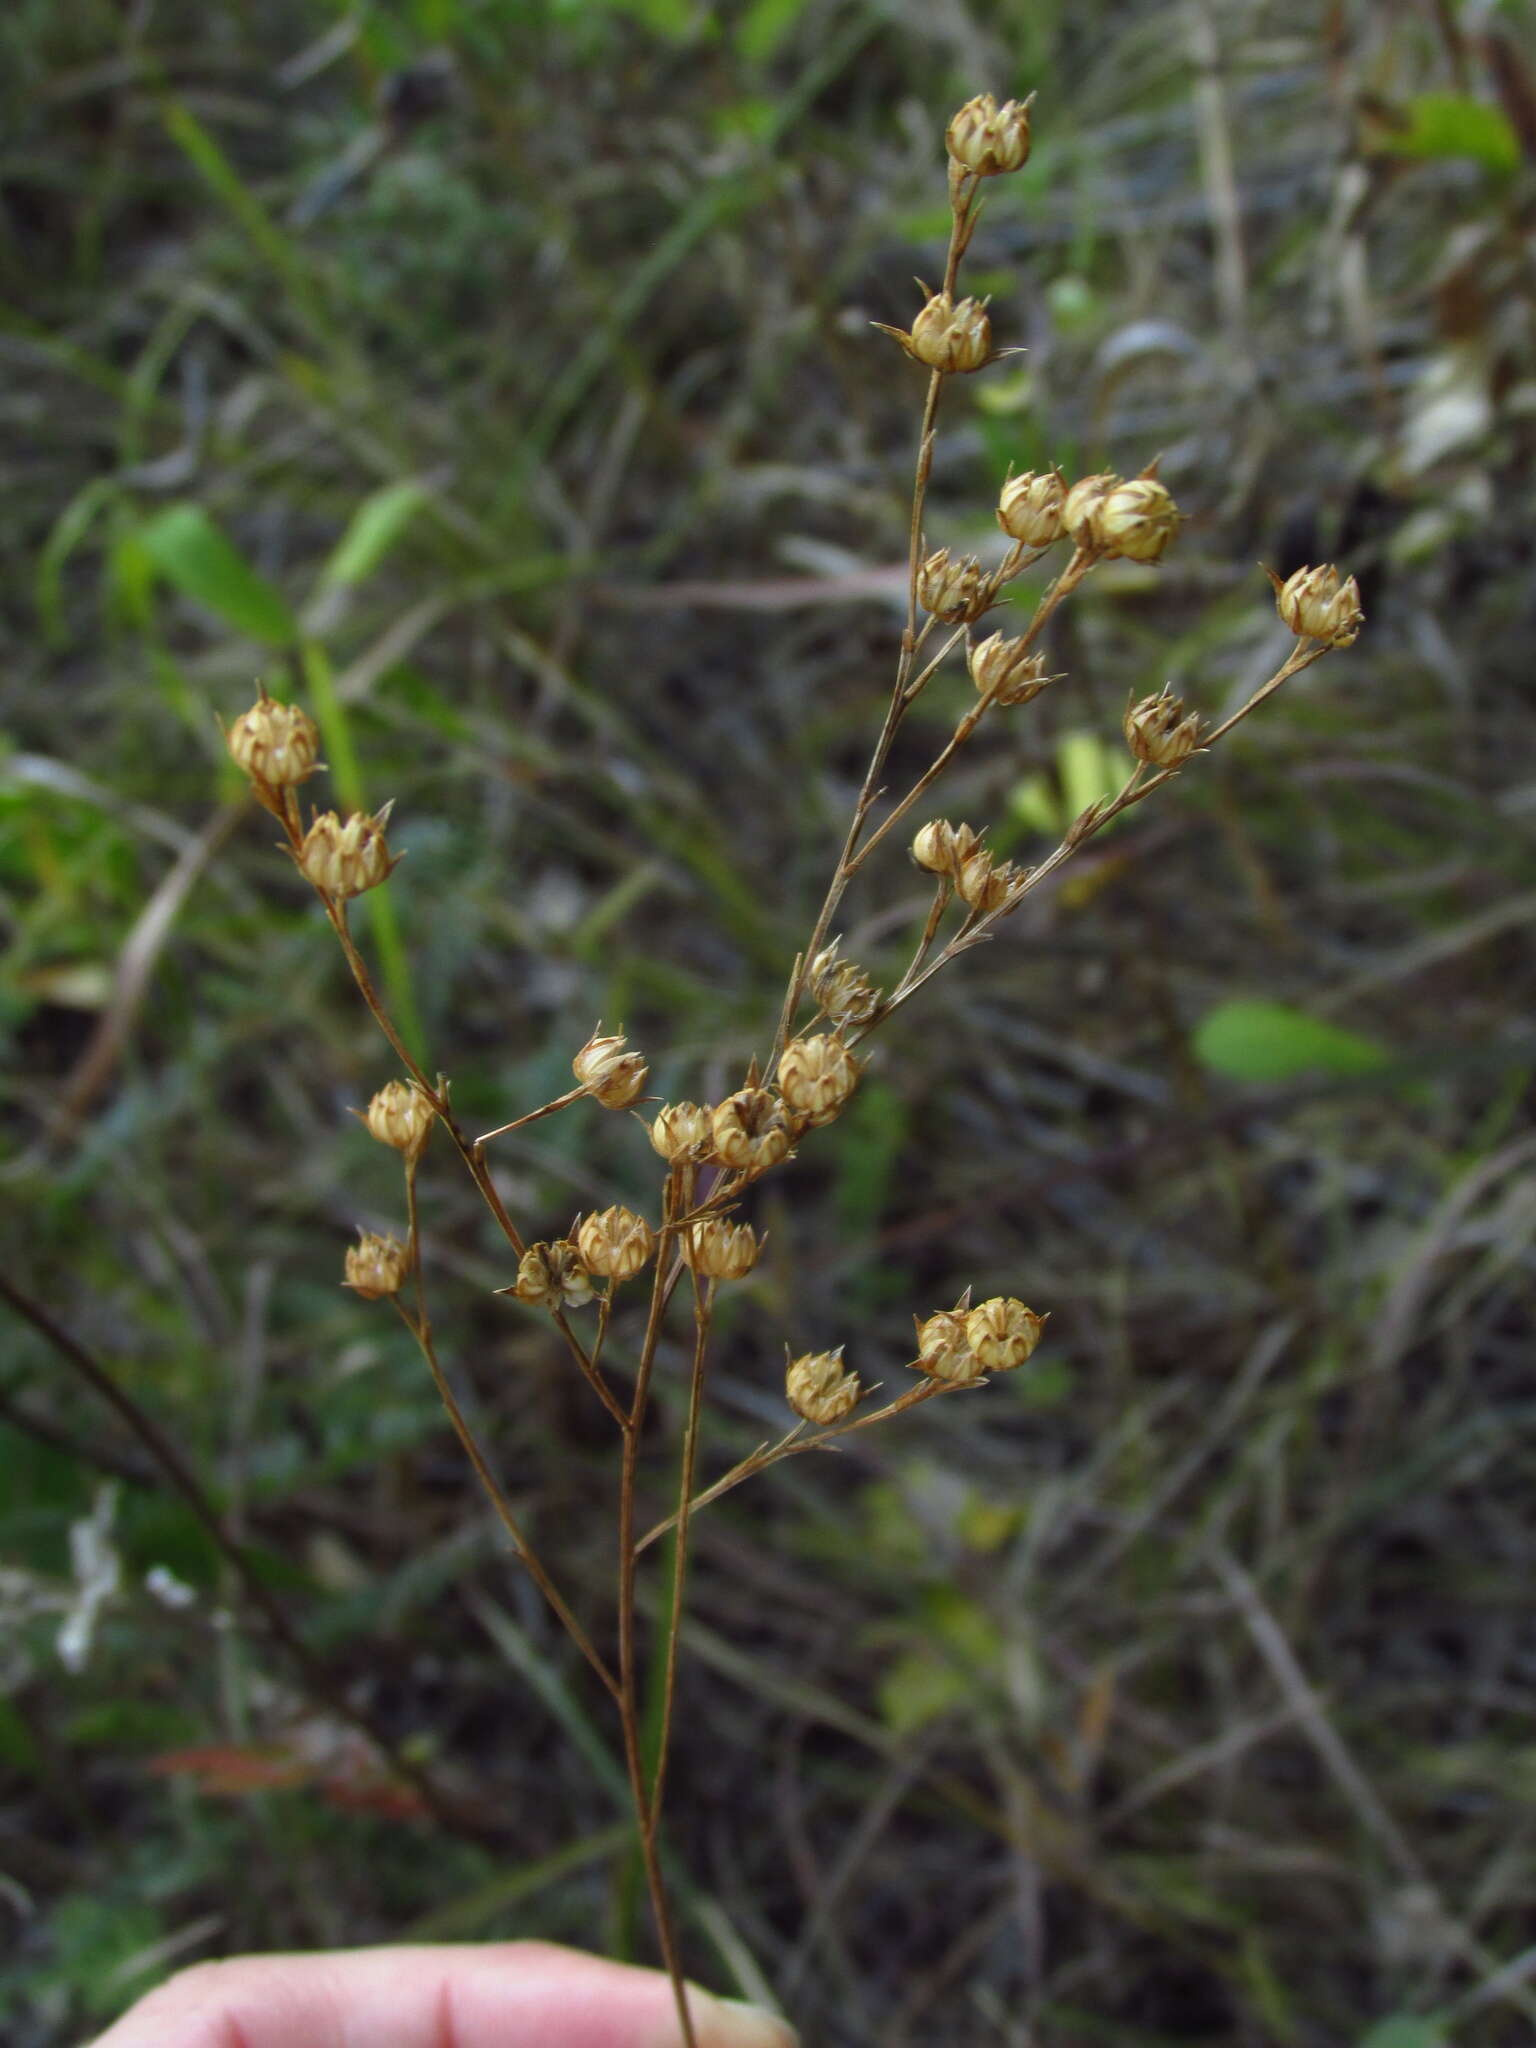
[1357, 2017, 1451, 2048]
[137, 504, 295, 647]
[1193, 999, 1391, 1085]
[321, 480, 431, 590]
[1378, 92, 1520, 176]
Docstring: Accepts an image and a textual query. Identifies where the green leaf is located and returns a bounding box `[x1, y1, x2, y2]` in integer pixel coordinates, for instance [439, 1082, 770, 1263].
[1357, 2019, 1450, 2048]
[1193, 999, 1391, 1084]
[1381, 92, 1520, 176]
[321, 480, 431, 590]
[879, 1648, 968, 1735]
[739, 0, 813, 62]
[137, 504, 295, 646]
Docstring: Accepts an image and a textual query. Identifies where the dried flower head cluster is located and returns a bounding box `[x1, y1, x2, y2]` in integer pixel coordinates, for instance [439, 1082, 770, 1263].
[218, 85, 1366, 2047]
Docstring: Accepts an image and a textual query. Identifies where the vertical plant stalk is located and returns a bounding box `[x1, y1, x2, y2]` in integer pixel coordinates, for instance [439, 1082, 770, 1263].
[649, 1276, 714, 1825]
[613, 1169, 700, 2048]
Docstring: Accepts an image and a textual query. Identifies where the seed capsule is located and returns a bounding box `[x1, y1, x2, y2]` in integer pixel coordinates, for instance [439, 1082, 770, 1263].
[965, 1296, 1045, 1372]
[508, 1239, 593, 1311]
[681, 1218, 761, 1280]
[906, 291, 993, 374]
[946, 93, 1033, 177]
[1124, 687, 1203, 768]
[996, 470, 1066, 547]
[916, 547, 990, 623]
[969, 633, 1050, 705]
[711, 1087, 791, 1174]
[1272, 562, 1364, 647]
[956, 848, 1022, 914]
[911, 1306, 985, 1384]
[297, 806, 399, 899]
[576, 1206, 655, 1281]
[1096, 475, 1180, 562]
[226, 689, 320, 790]
[810, 944, 882, 1030]
[572, 1028, 649, 1109]
[911, 819, 983, 878]
[1061, 472, 1121, 553]
[649, 1101, 712, 1162]
[778, 1034, 860, 1126]
[344, 1231, 408, 1300]
[363, 1079, 434, 1161]
[785, 1347, 862, 1425]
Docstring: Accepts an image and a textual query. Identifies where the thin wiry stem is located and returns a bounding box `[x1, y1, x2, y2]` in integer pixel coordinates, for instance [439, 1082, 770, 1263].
[637, 1376, 953, 1556]
[648, 1275, 713, 1825]
[401, 1165, 618, 1704]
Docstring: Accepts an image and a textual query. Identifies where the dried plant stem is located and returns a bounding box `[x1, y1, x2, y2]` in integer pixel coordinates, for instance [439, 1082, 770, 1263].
[615, 1174, 699, 2048]
[637, 1375, 953, 1556]
[477, 1086, 588, 1145]
[648, 1278, 713, 1831]
[401, 1167, 619, 1703]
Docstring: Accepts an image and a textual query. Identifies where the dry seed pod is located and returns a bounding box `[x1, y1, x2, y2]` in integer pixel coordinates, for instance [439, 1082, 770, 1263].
[1060, 473, 1121, 553]
[226, 689, 320, 790]
[344, 1231, 408, 1300]
[682, 1218, 761, 1281]
[711, 1087, 791, 1174]
[1270, 563, 1364, 647]
[958, 850, 1023, 914]
[911, 1306, 985, 1384]
[648, 1101, 712, 1162]
[810, 943, 882, 1030]
[572, 1028, 648, 1109]
[969, 633, 1050, 705]
[298, 807, 399, 900]
[965, 1296, 1045, 1372]
[996, 470, 1066, 547]
[363, 1079, 434, 1161]
[1097, 475, 1180, 562]
[916, 547, 990, 623]
[508, 1239, 593, 1311]
[911, 819, 983, 878]
[785, 1347, 862, 1424]
[908, 291, 993, 373]
[1124, 687, 1203, 768]
[778, 1033, 860, 1126]
[576, 1207, 655, 1281]
[946, 92, 1033, 177]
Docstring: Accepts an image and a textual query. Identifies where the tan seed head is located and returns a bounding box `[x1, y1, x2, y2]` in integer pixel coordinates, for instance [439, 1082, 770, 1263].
[911, 1306, 985, 1384]
[576, 1207, 655, 1282]
[778, 1034, 860, 1126]
[649, 1101, 712, 1163]
[957, 847, 1022, 913]
[810, 944, 882, 1030]
[969, 633, 1050, 706]
[965, 1296, 1045, 1372]
[785, 1347, 862, 1425]
[1096, 475, 1180, 563]
[226, 689, 320, 790]
[711, 1087, 791, 1174]
[362, 1079, 434, 1161]
[1272, 562, 1364, 647]
[682, 1218, 761, 1281]
[946, 92, 1033, 177]
[572, 1027, 649, 1109]
[1060, 473, 1122, 554]
[344, 1231, 408, 1300]
[916, 547, 990, 623]
[996, 469, 1066, 547]
[911, 819, 983, 879]
[297, 806, 398, 900]
[899, 292, 993, 374]
[507, 1239, 593, 1311]
[1124, 687, 1203, 768]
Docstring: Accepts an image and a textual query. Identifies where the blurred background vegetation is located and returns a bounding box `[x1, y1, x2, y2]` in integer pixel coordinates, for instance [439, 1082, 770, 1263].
[4, 1, 1536, 2042]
